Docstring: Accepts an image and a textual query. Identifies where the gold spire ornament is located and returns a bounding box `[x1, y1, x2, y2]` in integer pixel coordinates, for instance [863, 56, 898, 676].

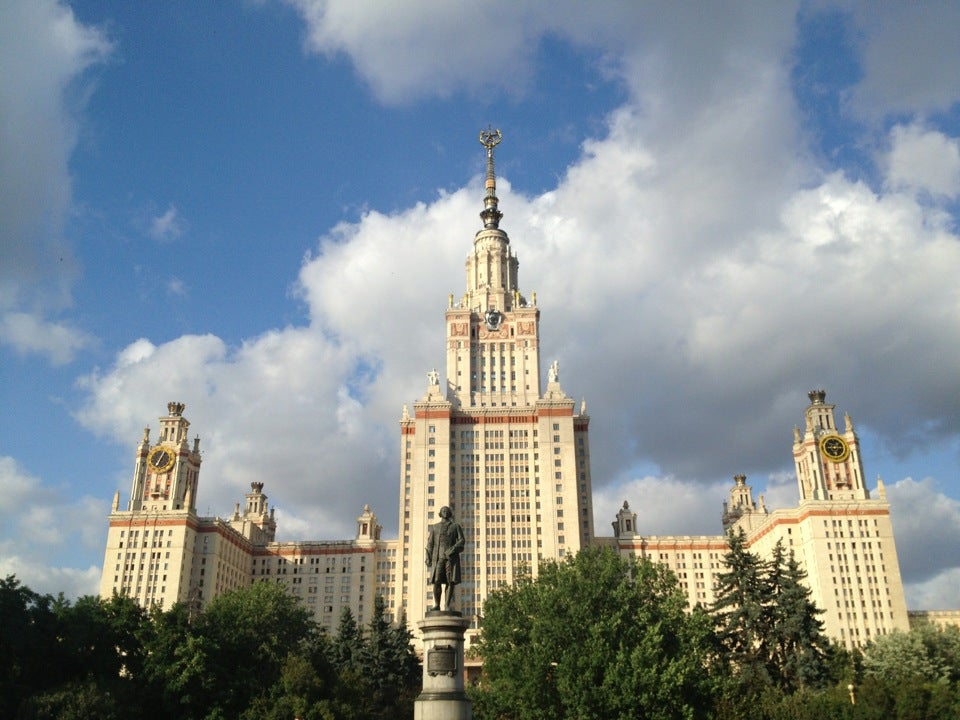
[479, 127, 503, 229]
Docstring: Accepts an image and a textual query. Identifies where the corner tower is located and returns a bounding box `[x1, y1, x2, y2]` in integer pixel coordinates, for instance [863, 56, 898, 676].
[793, 389, 868, 501]
[101, 402, 204, 610]
[741, 390, 910, 647]
[398, 131, 594, 635]
[129, 401, 201, 513]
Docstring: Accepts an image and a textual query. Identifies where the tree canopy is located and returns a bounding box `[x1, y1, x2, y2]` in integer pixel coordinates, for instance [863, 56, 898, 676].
[3, 554, 959, 720]
[711, 532, 832, 697]
[470, 546, 717, 720]
[862, 623, 960, 685]
[0, 576, 419, 720]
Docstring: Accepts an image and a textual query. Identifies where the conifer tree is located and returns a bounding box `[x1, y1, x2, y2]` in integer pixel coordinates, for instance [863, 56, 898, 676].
[712, 532, 834, 704]
[766, 540, 830, 691]
[359, 596, 420, 719]
[331, 606, 363, 672]
[711, 528, 772, 688]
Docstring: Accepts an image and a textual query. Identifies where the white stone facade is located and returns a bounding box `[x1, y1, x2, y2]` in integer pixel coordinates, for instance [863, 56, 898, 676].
[610, 392, 912, 648]
[396, 140, 593, 638]
[100, 414, 391, 631]
[99, 137, 936, 650]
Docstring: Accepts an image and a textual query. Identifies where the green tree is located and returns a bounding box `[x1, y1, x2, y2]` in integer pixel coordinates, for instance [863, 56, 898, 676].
[0, 576, 59, 717]
[358, 596, 421, 719]
[140, 601, 195, 718]
[239, 650, 340, 720]
[711, 529, 772, 690]
[51, 593, 151, 708]
[711, 532, 833, 702]
[143, 581, 316, 720]
[862, 624, 960, 685]
[316, 599, 421, 719]
[144, 624, 218, 719]
[851, 673, 960, 720]
[767, 541, 831, 692]
[1, 578, 155, 718]
[753, 684, 855, 720]
[199, 580, 316, 718]
[15, 679, 121, 720]
[331, 606, 364, 672]
[470, 546, 717, 720]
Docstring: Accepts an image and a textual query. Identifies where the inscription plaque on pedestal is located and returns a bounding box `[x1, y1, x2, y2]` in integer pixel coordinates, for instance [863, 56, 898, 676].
[427, 644, 457, 676]
[415, 614, 472, 718]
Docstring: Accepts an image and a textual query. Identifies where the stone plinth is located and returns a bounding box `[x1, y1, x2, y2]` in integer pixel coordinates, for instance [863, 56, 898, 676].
[414, 611, 472, 720]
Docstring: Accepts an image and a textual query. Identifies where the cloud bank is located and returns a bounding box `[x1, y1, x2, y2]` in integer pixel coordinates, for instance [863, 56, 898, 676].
[5, 2, 958, 608]
[0, 0, 109, 364]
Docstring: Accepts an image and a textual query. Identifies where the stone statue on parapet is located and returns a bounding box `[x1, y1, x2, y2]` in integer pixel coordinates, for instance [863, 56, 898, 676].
[425, 506, 465, 612]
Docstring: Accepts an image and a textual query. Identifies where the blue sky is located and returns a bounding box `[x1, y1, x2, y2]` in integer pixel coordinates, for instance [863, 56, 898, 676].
[1, 1, 958, 609]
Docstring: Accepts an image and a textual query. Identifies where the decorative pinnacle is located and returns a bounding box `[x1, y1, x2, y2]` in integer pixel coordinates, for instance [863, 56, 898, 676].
[479, 126, 504, 229]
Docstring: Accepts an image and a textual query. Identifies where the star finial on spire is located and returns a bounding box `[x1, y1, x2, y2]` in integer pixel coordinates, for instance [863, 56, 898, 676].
[479, 127, 503, 229]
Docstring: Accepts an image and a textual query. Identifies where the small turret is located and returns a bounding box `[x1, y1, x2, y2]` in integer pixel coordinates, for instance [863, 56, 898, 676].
[722, 474, 766, 532]
[356, 504, 381, 545]
[230, 482, 276, 544]
[612, 500, 638, 539]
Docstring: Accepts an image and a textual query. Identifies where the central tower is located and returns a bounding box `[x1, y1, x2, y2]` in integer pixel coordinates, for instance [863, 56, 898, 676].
[445, 128, 543, 408]
[398, 131, 594, 635]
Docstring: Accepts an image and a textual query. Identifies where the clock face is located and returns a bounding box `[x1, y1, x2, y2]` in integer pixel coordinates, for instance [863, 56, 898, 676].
[148, 446, 176, 473]
[819, 436, 850, 463]
[484, 309, 503, 330]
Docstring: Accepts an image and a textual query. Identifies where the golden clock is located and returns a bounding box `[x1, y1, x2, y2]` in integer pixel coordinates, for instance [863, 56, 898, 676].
[819, 435, 850, 463]
[148, 446, 176, 473]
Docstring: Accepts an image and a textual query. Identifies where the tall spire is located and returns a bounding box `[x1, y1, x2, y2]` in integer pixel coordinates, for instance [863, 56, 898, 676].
[479, 127, 503, 229]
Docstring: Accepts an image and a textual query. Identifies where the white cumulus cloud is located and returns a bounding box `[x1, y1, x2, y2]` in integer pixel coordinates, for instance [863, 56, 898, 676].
[0, 456, 106, 598]
[884, 124, 960, 199]
[64, 3, 960, 612]
[0, 311, 94, 365]
[149, 204, 185, 241]
[0, 0, 110, 313]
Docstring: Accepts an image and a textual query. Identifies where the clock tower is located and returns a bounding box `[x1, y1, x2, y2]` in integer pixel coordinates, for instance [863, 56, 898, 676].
[129, 401, 201, 512]
[793, 389, 868, 502]
[102, 402, 207, 610]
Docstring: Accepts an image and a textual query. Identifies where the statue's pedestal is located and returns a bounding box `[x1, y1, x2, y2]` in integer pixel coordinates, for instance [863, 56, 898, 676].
[414, 611, 472, 720]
